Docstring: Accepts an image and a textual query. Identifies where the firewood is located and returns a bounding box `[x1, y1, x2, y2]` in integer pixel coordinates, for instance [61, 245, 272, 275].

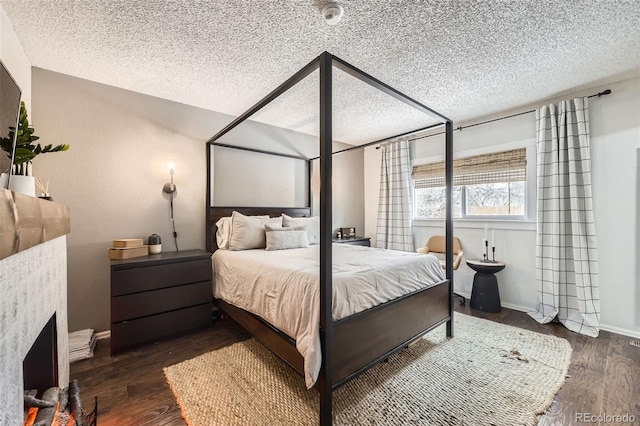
[24, 389, 55, 409]
[33, 387, 59, 426]
[58, 386, 69, 411]
[69, 379, 83, 420]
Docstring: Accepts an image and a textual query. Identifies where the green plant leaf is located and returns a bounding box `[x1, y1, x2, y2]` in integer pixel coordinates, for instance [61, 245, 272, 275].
[2, 101, 70, 174]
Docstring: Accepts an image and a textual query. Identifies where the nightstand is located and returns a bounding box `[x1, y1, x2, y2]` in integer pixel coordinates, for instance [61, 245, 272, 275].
[110, 249, 212, 354]
[466, 259, 506, 313]
[332, 236, 371, 247]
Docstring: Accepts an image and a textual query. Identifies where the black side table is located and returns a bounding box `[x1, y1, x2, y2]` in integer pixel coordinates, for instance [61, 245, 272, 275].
[467, 259, 506, 313]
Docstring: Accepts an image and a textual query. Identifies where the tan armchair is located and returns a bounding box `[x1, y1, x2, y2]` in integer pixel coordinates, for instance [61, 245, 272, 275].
[416, 236, 464, 271]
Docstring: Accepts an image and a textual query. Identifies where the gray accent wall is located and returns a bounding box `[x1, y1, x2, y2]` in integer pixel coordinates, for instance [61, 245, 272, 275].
[32, 68, 364, 332]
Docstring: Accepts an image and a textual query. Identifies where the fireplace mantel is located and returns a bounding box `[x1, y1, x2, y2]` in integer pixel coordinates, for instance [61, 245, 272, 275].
[0, 188, 70, 260]
[0, 188, 70, 425]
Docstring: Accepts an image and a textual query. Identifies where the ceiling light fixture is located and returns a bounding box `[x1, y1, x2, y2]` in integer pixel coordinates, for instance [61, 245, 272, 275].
[322, 2, 344, 25]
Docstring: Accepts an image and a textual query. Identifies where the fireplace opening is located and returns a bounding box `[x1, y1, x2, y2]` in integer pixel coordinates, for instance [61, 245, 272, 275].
[23, 315, 58, 391]
[22, 315, 97, 426]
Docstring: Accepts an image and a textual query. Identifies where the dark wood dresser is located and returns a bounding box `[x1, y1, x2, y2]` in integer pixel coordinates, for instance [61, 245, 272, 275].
[110, 249, 212, 354]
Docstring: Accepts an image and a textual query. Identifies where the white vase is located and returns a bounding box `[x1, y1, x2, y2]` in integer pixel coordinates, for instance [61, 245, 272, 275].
[8, 174, 36, 197]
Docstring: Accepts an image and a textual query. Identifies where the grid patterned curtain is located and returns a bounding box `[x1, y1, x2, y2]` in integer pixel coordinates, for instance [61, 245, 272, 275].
[376, 139, 414, 251]
[528, 97, 600, 337]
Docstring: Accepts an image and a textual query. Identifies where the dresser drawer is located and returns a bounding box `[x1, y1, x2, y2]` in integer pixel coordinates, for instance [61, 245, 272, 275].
[111, 303, 211, 354]
[111, 280, 212, 323]
[111, 259, 211, 296]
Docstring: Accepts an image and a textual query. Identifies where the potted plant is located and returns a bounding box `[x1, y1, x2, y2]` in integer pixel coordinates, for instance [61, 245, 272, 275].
[0, 101, 69, 196]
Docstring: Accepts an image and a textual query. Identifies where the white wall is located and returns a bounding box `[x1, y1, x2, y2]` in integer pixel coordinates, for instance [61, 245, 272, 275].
[33, 68, 365, 332]
[364, 76, 640, 338]
[213, 147, 309, 208]
[0, 5, 31, 175]
[0, 5, 30, 109]
[590, 77, 640, 338]
[311, 148, 365, 237]
[212, 126, 365, 238]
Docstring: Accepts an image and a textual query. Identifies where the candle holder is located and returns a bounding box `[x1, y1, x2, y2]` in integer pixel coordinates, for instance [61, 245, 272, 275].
[492, 246, 496, 263]
[483, 240, 488, 262]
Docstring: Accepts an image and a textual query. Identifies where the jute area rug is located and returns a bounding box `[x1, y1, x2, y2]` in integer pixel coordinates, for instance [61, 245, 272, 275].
[164, 314, 571, 425]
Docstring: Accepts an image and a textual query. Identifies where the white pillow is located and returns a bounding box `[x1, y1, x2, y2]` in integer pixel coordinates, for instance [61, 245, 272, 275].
[265, 225, 308, 251]
[215, 217, 232, 250]
[282, 214, 320, 245]
[216, 214, 269, 250]
[229, 212, 282, 250]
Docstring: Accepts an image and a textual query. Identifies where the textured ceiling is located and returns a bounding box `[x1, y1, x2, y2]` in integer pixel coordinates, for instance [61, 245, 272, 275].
[2, 0, 639, 144]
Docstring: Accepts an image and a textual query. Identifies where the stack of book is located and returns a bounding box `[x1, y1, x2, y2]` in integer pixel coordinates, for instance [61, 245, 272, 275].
[108, 238, 148, 260]
[68, 329, 97, 363]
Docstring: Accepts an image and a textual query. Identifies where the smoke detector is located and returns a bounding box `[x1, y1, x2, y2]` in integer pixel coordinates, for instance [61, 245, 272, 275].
[322, 2, 344, 25]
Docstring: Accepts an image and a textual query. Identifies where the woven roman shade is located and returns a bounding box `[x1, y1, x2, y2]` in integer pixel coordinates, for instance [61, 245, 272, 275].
[412, 148, 526, 189]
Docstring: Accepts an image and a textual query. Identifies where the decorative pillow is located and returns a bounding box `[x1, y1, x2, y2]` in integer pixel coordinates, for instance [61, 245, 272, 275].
[265, 225, 308, 251]
[216, 214, 269, 250]
[282, 214, 320, 245]
[229, 212, 282, 250]
[215, 217, 233, 250]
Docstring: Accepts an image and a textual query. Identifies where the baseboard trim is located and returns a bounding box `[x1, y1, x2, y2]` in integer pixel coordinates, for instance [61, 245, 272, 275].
[455, 293, 640, 339]
[500, 302, 640, 339]
[95, 330, 111, 340]
[500, 301, 534, 313]
[599, 324, 640, 339]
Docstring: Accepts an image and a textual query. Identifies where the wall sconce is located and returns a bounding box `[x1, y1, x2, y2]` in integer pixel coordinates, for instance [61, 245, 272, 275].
[163, 161, 176, 194]
[162, 161, 179, 251]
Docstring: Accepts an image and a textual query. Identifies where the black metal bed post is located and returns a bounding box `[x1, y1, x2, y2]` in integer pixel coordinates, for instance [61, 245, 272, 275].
[210, 142, 310, 161]
[445, 120, 454, 338]
[318, 51, 333, 426]
[206, 142, 212, 252]
[308, 159, 313, 212]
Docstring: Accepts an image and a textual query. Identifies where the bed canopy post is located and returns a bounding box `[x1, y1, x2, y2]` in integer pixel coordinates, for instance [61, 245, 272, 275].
[318, 51, 334, 426]
[445, 120, 454, 338]
[206, 142, 212, 252]
[205, 50, 455, 425]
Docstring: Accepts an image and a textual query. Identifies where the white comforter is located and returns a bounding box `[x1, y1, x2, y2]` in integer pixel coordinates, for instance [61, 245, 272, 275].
[212, 244, 445, 388]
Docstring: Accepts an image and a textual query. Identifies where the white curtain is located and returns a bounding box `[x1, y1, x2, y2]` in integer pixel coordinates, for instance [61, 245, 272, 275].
[528, 97, 600, 337]
[376, 139, 414, 251]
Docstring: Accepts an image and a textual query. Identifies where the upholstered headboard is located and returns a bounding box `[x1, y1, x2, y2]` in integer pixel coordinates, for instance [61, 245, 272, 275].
[207, 206, 311, 252]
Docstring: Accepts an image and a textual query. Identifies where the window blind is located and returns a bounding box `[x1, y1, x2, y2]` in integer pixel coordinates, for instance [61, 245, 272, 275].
[412, 148, 526, 189]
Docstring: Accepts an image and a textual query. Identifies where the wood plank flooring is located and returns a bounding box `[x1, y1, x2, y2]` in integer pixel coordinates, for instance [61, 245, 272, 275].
[70, 305, 639, 425]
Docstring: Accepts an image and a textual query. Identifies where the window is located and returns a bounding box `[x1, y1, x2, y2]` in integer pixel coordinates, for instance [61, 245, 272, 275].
[412, 148, 526, 219]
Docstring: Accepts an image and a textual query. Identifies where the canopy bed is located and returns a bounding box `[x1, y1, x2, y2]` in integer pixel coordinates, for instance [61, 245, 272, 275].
[205, 52, 454, 425]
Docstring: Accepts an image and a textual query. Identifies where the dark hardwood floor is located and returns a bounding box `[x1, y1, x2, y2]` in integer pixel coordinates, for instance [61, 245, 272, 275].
[71, 304, 639, 425]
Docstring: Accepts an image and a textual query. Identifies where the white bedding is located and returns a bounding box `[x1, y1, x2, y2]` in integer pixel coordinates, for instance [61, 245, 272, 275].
[212, 244, 445, 388]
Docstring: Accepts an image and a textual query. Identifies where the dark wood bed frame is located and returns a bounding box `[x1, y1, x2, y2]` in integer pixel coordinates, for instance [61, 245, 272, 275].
[209, 207, 451, 388]
[205, 52, 454, 425]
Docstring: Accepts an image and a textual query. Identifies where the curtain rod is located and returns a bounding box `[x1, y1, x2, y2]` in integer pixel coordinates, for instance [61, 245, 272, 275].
[376, 89, 611, 147]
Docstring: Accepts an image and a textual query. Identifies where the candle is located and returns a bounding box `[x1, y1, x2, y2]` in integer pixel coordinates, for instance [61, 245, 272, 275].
[492, 229, 495, 247]
[484, 224, 487, 240]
